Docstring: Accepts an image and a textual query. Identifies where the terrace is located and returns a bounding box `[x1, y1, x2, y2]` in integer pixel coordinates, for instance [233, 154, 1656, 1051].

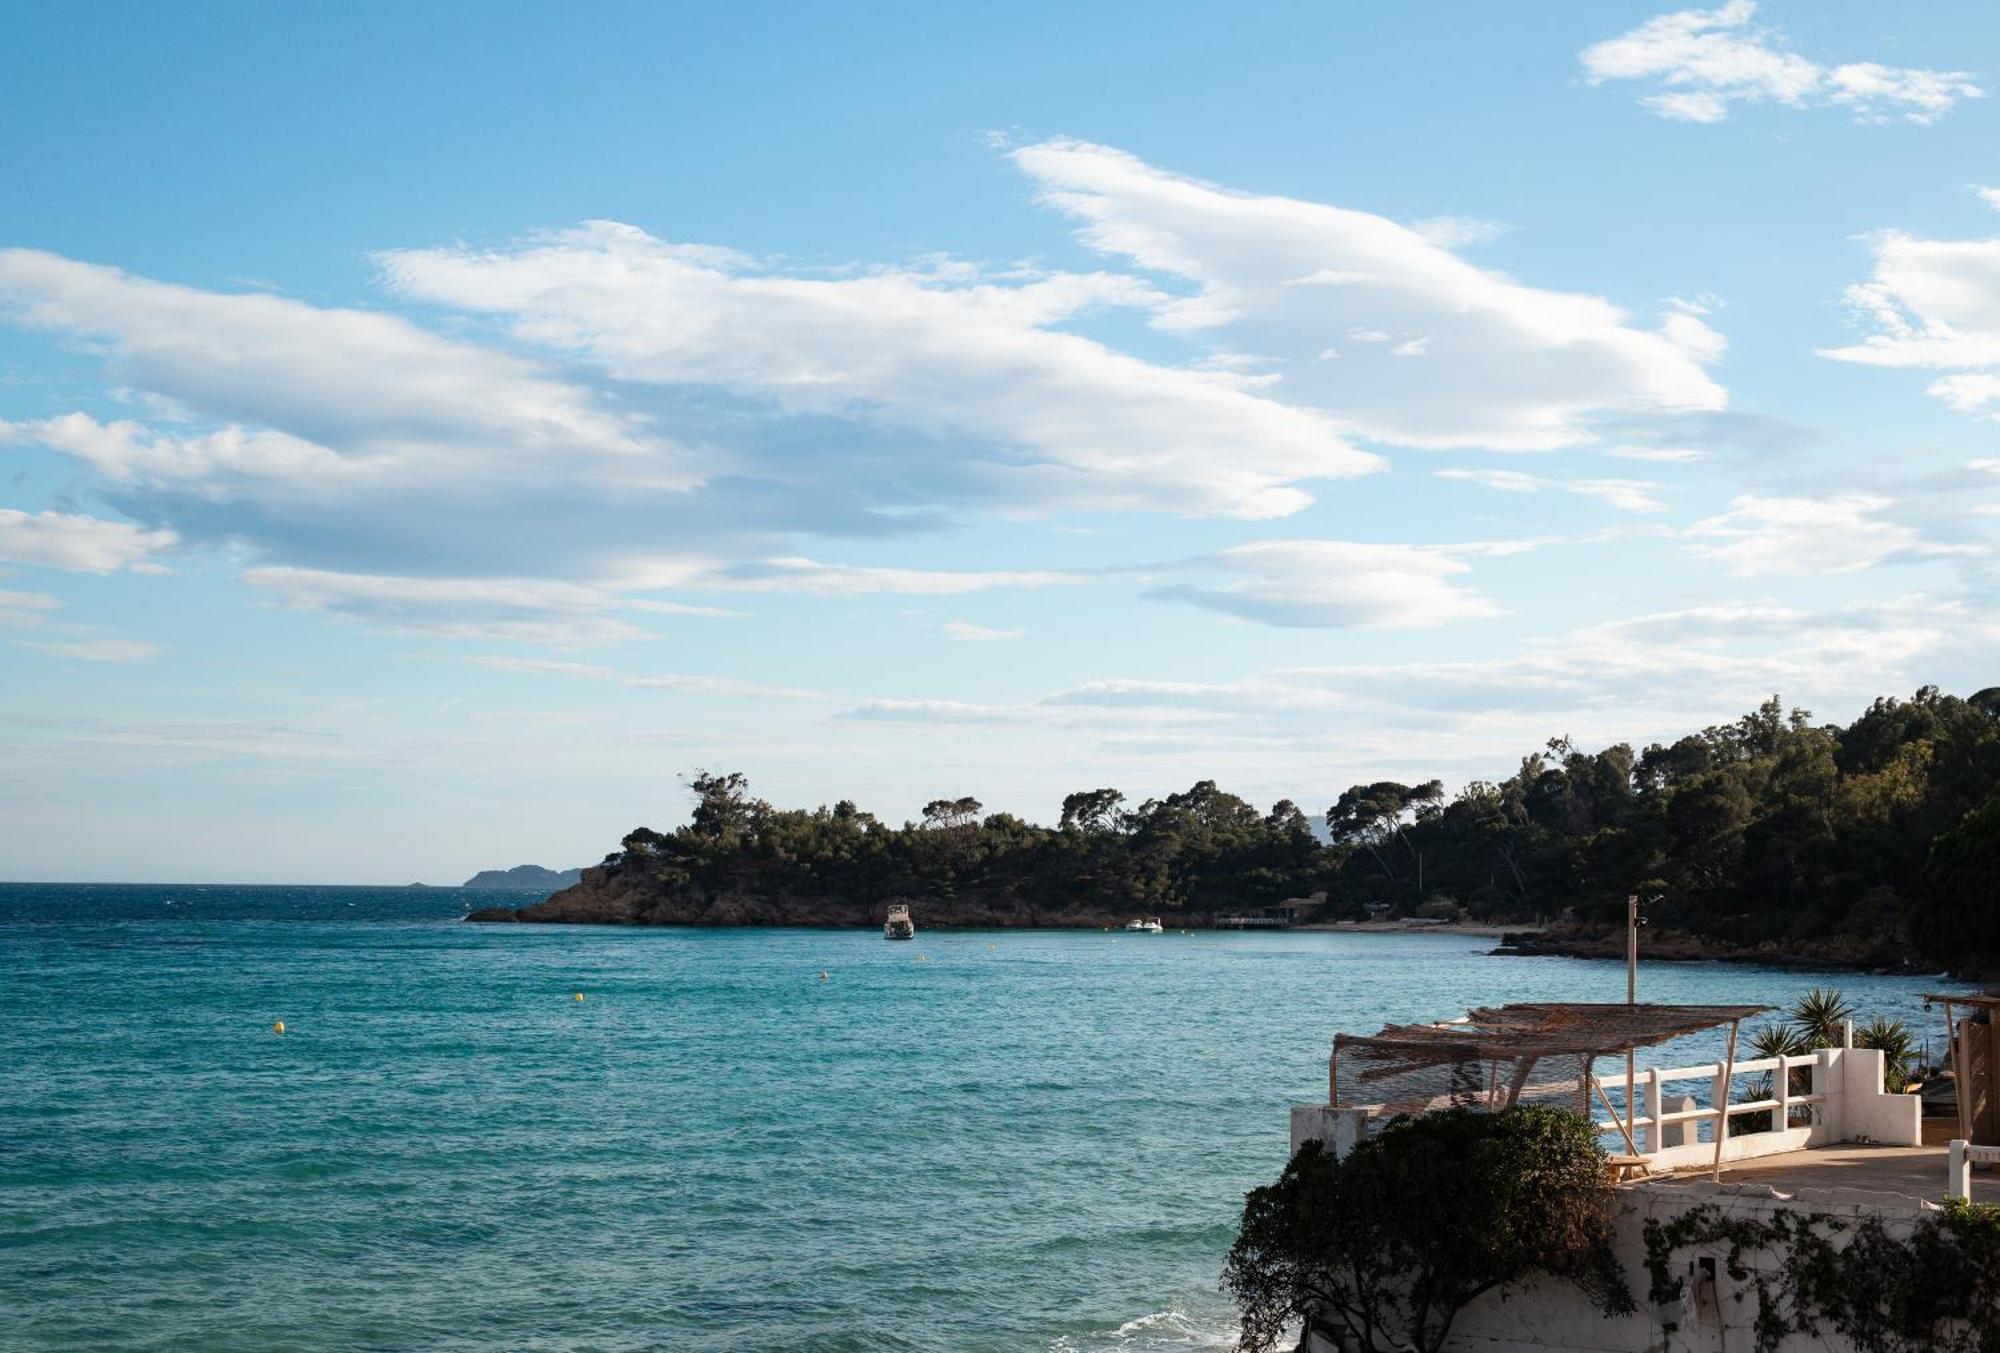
[1292, 1000, 1994, 1205]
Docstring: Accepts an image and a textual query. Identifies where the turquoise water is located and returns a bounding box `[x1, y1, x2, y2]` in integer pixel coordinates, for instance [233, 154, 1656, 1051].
[0, 885, 1948, 1350]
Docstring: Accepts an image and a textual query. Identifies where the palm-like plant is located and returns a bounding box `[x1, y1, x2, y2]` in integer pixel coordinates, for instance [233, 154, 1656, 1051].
[1745, 1023, 1810, 1130]
[1856, 1015, 1917, 1093]
[1788, 987, 1856, 1050]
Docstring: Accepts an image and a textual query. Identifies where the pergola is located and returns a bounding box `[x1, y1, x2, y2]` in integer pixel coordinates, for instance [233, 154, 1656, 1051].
[1332, 1001, 1770, 1176]
[1925, 990, 2000, 1146]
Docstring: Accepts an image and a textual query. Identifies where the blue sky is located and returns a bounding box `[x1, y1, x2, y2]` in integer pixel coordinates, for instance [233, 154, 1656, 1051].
[4, 1, 1999, 883]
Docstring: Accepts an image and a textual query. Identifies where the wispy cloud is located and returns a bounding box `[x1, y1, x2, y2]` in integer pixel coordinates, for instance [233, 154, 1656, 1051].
[0, 507, 175, 573]
[1435, 467, 1667, 513]
[14, 633, 160, 663]
[695, 558, 1071, 597]
[1581, 2, 1983, 124]
[1143, 540, 1504, 629]
[1012, 138, 1726, 451]
[943, 620, 1026, 642]
[1683, 493, 1979, 576]
[469, 654, 822, 699]
[1822, 219, 2000, 417]
[244, 568, 651, 645]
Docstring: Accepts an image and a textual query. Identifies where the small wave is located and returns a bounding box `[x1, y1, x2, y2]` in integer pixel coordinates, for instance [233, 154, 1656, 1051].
[1045, 1305, 1240, 1351]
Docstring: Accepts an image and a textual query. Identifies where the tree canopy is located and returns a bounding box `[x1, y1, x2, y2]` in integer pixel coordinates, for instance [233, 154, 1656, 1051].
[1223, 1106, 1631, 1353]
[590, 686, 2000, 962]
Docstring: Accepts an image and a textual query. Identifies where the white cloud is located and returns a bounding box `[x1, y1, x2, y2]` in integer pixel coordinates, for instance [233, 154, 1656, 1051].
[1051, 595, 1985, 739]
[836, 698, 1026, 723]
[943, 620, 1026, 642]
[1408, 216, 1509, 248]
[1928, 374, 2000, 412]
[468, 654, 820, 699]
[1011, 138, 1725, 451]
[1821, 217, 2000, 432]
[0, 250, 692, 490]
[1606, 446, 1709, 462]
[1581, 2, 1983, 124]
[697, 557, 1069, 596]
[0, 508, 176, 573]
[1822, 230, 2000, 393]
[379, 219, 1374, 520]
[244, 568, 650, 645]
[14, 634, 160, 663]
[1435, 467, 1666, 513]
[1683, 493, 1970, 576]
[1144, 540, 1503, 629]
[0, 587, 59, 628]
[0, 152, 1744, 656]
[2, 414, 370, 500]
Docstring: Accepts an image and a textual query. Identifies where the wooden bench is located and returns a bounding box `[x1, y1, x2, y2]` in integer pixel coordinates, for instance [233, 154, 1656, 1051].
[1606, 1154, 1653, 1183]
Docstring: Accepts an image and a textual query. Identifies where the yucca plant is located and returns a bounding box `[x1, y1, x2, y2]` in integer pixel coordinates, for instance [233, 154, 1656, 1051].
[1743, 1023, 1810, 1131]
[1788, 987, 1856, 1051]
[1856, 1015, 1917, 1093]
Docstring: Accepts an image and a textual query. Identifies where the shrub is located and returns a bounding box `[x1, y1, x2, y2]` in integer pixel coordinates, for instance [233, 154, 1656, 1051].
[1224, 1106, 1632, 1353]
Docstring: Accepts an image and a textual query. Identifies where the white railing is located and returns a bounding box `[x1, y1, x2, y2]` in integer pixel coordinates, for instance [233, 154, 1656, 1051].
[1295, 1045, 1920, 1170]
[1948, 1141, 2000, 1200]
[1587, 1045, 1917, 1173]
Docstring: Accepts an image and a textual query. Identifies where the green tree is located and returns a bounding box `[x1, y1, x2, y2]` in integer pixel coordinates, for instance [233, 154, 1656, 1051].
[1223, 1107, 1632, 1353]
[1912, 787, 2000, 962]
[1058, 788, 1125, 833]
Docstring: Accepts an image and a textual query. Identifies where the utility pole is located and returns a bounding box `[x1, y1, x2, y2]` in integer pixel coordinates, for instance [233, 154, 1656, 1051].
[1626, 895, 1639, 1150]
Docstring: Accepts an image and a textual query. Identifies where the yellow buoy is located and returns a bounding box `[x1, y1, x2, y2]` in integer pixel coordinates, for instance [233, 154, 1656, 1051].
[273, 1021, 285, 1035]
[574, 992, 584, 1002]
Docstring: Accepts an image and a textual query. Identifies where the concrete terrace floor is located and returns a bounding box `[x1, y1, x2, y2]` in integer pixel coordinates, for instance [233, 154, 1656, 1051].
[1642, 1143, 2000, 1205]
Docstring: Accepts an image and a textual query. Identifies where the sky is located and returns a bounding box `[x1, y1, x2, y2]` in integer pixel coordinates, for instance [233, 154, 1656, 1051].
[3, 1, 1999, 883]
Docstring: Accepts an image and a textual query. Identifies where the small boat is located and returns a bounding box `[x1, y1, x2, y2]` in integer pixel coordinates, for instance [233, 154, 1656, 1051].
[1124, 917, 1163, 933]
[884, 904, 916, 941]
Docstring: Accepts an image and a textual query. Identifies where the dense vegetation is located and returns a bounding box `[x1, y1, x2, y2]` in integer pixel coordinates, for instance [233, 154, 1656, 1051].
[1644, 1200, 2000, 1352]
[606, 773, 1329, 922]
[567, 685, 2000, 965]
[1348, 686, 2000, 956]
[1223, 1107, 1631, 1353]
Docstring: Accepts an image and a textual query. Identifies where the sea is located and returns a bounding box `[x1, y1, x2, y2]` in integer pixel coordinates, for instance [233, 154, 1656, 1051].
[0, 883, 1952, 1351]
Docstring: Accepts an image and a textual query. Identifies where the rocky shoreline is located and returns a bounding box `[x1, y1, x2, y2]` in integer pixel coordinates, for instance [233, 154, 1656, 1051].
[1488, 926, 1949, 976]
[463, 866, 1215, 930]
[465, 869, 1979, 977]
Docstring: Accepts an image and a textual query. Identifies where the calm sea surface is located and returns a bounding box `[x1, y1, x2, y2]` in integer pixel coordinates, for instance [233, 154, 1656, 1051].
[0, 884, 1949, 1351]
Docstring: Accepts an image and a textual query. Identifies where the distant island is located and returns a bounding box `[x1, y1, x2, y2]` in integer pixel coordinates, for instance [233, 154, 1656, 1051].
[466, 686, 2000, 977]
[462, 865, 585, 891]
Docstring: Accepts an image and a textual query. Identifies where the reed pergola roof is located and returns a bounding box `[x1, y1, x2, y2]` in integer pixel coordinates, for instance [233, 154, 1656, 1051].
[1331, 1001, 1770, 1115]
[1924, 990, 2000, 1009]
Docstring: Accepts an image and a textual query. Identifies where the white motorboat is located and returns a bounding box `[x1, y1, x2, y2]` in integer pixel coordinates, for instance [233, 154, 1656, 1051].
[1124, 917, 1164, 933]
[884, 903, 916, 940]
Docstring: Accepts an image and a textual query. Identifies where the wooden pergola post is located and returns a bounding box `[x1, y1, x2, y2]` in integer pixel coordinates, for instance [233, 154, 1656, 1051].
[1710, 1019, 1740, 1183]
[1943, 999, 1973, 1147]
[1591, 1067, 1642, 1158]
